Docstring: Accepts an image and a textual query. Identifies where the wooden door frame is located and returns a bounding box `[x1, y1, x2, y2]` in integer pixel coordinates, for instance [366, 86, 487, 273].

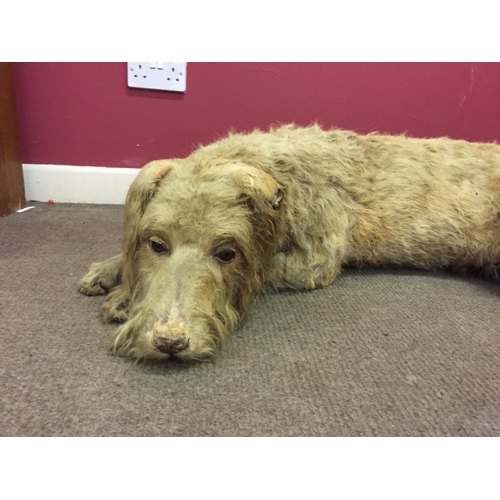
[0, 62, 25, 217]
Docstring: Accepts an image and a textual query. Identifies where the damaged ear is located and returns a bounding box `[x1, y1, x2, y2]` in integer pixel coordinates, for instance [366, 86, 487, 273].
[228, 164, 284, 210]
[270, 188, 283, 209]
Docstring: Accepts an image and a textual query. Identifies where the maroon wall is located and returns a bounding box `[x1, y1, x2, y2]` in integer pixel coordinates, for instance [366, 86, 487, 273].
[12, 62, 500, 168]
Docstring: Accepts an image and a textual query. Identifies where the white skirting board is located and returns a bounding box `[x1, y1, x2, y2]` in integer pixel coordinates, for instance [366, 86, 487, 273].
[22, 164, 140, 204]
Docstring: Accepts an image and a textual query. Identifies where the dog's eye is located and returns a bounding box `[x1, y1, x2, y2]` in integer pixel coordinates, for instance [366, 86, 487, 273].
[214, 249, 236, 264]
[149, 239, 169, 255]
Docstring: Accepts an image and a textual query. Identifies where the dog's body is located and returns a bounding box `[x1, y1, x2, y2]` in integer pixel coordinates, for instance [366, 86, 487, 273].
[79, 124, 500, 361]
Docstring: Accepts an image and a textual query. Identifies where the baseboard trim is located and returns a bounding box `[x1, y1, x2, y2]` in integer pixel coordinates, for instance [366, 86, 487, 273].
[22, 164, 139, 204]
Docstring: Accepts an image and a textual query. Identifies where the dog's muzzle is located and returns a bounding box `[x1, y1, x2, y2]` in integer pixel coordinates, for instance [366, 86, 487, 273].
[153, 336, 190, 354]
[147, 304, 191, 355]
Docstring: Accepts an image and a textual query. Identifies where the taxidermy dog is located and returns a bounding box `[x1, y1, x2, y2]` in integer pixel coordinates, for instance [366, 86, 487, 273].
[79, 124, 500, 361]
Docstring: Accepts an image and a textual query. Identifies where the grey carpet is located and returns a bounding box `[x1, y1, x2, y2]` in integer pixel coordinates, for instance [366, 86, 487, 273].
[1, 202, 499, 436]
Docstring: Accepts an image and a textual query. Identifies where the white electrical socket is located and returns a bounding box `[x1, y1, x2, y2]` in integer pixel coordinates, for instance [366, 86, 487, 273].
[127, 62, 187, 92]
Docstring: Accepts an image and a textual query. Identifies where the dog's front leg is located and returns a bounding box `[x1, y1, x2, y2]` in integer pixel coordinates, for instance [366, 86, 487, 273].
[268, 244, 344, 290]
[78, 253, 123, 296]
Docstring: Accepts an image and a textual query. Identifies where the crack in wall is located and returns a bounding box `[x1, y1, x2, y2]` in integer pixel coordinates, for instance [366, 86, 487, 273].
[460, 63, 475, 108]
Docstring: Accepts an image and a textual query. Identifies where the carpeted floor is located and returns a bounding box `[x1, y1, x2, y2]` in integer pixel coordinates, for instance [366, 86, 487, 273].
[1, 202, 499, 436]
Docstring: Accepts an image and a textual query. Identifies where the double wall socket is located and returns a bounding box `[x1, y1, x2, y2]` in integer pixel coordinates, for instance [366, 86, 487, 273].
[127, 62, 187, 92]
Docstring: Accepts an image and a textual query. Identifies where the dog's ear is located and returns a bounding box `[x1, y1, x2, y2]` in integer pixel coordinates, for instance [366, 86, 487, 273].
[227, 163, 286, 259]
[122, 160, 174, 292]
[228, 164, 284, 210]
[123, 159, 175, 248]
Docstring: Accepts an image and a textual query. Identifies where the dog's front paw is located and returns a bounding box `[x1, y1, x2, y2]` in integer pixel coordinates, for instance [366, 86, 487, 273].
[78, 255, 122, 296]
[101, 285, 130, 323]
[78, 270, 108, 295]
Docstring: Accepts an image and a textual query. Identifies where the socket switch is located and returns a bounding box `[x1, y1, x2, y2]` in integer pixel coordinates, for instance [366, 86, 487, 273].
[127, 62, 187, 92]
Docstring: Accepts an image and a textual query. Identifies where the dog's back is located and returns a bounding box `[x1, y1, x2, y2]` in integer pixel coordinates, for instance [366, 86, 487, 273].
[192, 124, 500, 279]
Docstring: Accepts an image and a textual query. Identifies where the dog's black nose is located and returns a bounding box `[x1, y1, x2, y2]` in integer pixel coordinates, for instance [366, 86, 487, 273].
[154, 336, 190, 354]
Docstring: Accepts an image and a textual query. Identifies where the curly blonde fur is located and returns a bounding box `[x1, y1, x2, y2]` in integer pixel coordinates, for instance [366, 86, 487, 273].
[79, 124, 500, 361]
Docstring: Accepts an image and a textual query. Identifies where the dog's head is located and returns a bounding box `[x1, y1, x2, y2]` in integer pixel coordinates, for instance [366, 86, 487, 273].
[112, 158, 285, 361]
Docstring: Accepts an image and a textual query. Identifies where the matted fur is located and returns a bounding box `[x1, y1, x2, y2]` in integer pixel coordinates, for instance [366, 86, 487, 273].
[79, 124, 500, 361]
